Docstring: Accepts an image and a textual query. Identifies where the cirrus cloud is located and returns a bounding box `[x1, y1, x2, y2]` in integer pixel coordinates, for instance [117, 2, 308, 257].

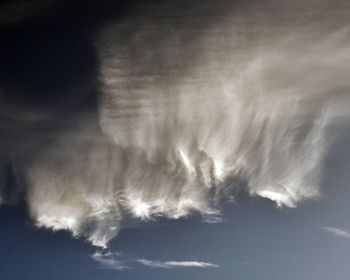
[91, 251, 219, 270]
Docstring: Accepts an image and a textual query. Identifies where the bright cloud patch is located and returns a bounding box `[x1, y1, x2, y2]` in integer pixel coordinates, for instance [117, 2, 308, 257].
[136, 259, 219, 269]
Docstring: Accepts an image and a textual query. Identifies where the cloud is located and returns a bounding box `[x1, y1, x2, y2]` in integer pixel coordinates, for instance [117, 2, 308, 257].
[91, 251, 130, 271]
[1, 0, 350, 248]
[91, 251, 218, 270]
[136, 259, 219, 269]
[322, 227, 350, 238]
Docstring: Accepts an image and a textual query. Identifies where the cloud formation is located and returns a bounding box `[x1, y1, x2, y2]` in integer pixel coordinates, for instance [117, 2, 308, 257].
[92, 251, 130, 270]
[136, 259, 219, 269]
[1, 0, 350, 248]
[91, 251, 218, 270]
[322, 227, 350, 239]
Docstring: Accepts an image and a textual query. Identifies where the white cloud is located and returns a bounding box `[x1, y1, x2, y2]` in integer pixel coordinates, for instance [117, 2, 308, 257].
[136, 259, 219, 269]
[91, 250, 219, 270]
[322, 227, 350, 238]
[91, 251, 130, 271]
[256, 190, 296, 208]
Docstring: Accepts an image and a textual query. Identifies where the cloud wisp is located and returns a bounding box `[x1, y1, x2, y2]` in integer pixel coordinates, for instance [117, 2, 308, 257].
[322, 227, 350, 239]
[136, 259, 219, 269]
[91, 251, 219, 270]
[91, 251, 130, 271]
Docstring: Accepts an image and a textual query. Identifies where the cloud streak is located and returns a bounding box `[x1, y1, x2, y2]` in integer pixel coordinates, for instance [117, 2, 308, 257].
[322, 227, 350, 239]
[136, 259, 219, 269]
[91, 251, 219, 270]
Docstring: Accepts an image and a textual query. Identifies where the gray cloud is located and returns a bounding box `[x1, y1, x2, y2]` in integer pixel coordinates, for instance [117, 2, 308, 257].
[1, 0, 350, 248]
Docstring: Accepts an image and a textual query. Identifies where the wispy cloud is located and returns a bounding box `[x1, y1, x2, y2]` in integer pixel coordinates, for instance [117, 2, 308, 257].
[91, 251, 219, 270]
[322, 226, 350, 238]
[91, 251, 130, 271]
[136, 259, 219, 269]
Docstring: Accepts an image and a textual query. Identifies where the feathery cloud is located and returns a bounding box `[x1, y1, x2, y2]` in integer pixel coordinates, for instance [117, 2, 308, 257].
[91, 251, 219, 270]
[136, 259, 219, 269]
[91, 251, 130, 271]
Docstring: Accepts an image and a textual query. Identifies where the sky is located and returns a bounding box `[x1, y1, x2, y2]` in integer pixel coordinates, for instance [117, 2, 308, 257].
[0, 1, 350, 279]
